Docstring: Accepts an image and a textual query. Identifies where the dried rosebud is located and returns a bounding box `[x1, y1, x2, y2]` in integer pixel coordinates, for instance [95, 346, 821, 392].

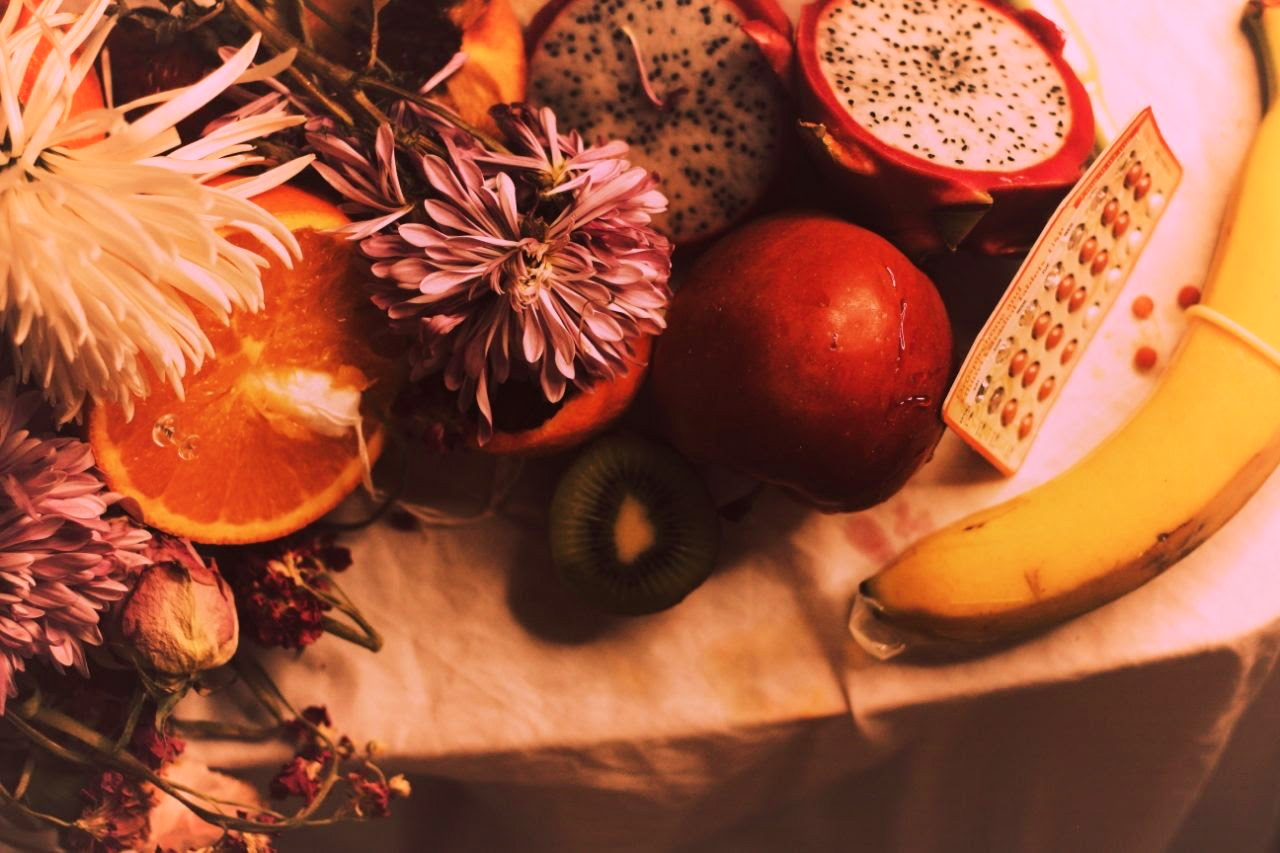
[116, 534, 239, 674]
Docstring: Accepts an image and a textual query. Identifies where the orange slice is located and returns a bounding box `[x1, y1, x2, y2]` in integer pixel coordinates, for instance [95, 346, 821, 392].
[90, 185, 401, 544]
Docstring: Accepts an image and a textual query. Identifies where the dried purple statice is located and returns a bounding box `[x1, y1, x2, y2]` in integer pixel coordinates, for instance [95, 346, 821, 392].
[358, 105, 672, 442]
[0, 378, 149, 714]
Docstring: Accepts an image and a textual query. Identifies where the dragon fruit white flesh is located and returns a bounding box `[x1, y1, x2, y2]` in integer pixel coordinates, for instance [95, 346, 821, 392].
[526, 0, 793, 245]
[796, 0, 1095, 257]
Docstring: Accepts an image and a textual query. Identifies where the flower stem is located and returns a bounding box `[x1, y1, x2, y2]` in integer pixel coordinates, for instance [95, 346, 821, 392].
[110, 686, 148, 755]
[225, 0, 393, 127]
[12, 752, 34, 800]
[0, 781, 75, 832]
[307, 573, 383, 652]
[284, 64, 356, 127]
[232, 655, 291, 724]
[359, 76, 509, 152]
[222, 0, 481, 159]
[7, 703, 319, 833]
[366, 0, 381, 72]
[170, 718, 283, 741]
[2, 658, 377, 835]
[291, 0, 314, 49]
[393, 455, 524, 527]
[322, 613, 383, 651]
[230, 656, 345, 823]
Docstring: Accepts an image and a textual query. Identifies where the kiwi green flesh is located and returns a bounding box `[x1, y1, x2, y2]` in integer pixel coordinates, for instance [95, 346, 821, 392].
[549, 434, 719, 616]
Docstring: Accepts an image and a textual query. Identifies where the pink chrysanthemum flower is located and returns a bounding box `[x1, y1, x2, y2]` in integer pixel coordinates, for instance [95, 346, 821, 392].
[0, 378, 149, 713]
[361, 105, 672, 442]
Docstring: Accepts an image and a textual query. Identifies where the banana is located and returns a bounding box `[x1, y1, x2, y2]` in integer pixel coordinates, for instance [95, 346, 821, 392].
[856, 0, 1280, 646]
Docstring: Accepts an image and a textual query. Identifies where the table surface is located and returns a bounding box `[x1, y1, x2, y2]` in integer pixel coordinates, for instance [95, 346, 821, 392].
[188, 1, 1280, 850]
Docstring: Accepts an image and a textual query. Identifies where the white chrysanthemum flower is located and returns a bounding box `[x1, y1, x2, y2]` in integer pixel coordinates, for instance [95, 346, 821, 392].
[0, 0, 314, 420]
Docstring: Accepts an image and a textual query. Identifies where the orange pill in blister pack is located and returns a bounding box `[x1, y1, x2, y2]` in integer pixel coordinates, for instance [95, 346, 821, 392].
[1060, 338, 1079, 365]
[1037, 375, 1056, 401]
[1018, 413, 1035, 440]
[1078, 236, 1099, 265]
[1068, 287, 1089, 312]
[1134, 173, 1152, 200]
[1101, 198, 1119, 226]
[1124, 161, 1144, 188]
[1045, 324, 1065, 350]
[1111, 211, 1131, 237]
[1001, 398, 1019, 427]
[1021, 361, 1041, 388]
[1009, 349, 1028, 377]
[1056, 273, 1076, 302]
[1032, 311, 1052, 339]
[1089, 250, 1110, 277]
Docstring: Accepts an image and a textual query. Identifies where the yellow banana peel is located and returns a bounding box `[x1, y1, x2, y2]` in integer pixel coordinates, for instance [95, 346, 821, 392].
[856, 0, 1280, 647]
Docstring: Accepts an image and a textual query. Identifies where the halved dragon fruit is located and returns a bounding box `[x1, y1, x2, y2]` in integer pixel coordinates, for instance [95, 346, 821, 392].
[796, 0, 1095, 256]
[526, 0, 793, 245]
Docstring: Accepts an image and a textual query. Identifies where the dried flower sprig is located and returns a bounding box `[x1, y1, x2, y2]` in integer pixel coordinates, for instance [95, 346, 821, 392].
[212, 532, 378, 652]
[270, 705, 409, 820]
[2, 653, 405, 845]
[0, 0, 312, 421]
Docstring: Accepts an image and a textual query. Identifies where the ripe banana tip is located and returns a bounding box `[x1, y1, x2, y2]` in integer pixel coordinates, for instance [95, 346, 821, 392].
[848, 592, 909, 660]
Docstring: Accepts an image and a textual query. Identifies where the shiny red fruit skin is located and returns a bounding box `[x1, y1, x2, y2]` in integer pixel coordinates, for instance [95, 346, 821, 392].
[650, 212, 953, 512]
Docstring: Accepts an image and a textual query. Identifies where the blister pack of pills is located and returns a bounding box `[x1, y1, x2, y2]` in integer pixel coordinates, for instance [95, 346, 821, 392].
[942, 108, 1182, 474]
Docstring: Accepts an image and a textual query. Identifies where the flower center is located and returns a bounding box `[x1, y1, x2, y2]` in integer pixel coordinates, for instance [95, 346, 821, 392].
[507, 239, 555, 309]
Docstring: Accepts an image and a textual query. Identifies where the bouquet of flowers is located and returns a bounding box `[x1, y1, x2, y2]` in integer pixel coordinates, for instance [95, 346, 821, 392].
[0, 0, 673, 847]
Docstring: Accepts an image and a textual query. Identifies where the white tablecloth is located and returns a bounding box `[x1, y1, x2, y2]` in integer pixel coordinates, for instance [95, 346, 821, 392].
[190, 1, 1280, 850]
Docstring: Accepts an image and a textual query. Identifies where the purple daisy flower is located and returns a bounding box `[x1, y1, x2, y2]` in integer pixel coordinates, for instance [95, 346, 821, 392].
[361, 105, 672, 442]
[0, 379, 149, 713]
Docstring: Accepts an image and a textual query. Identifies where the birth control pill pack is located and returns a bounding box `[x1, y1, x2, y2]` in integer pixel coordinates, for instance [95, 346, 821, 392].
[943, 108, 1182, 475]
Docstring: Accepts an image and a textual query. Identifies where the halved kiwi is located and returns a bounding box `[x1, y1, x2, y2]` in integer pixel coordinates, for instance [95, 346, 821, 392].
[548, 433, 720, 615]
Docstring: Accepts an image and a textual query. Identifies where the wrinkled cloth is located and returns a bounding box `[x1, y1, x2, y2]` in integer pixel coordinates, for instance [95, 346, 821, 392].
[186, 1, 1280, 851]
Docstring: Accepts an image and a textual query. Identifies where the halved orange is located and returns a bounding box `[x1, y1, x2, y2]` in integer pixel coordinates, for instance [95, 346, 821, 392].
[89, 185, 401, 544]
[469, 335, 653, 456]
[445, 0, 527, 133]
